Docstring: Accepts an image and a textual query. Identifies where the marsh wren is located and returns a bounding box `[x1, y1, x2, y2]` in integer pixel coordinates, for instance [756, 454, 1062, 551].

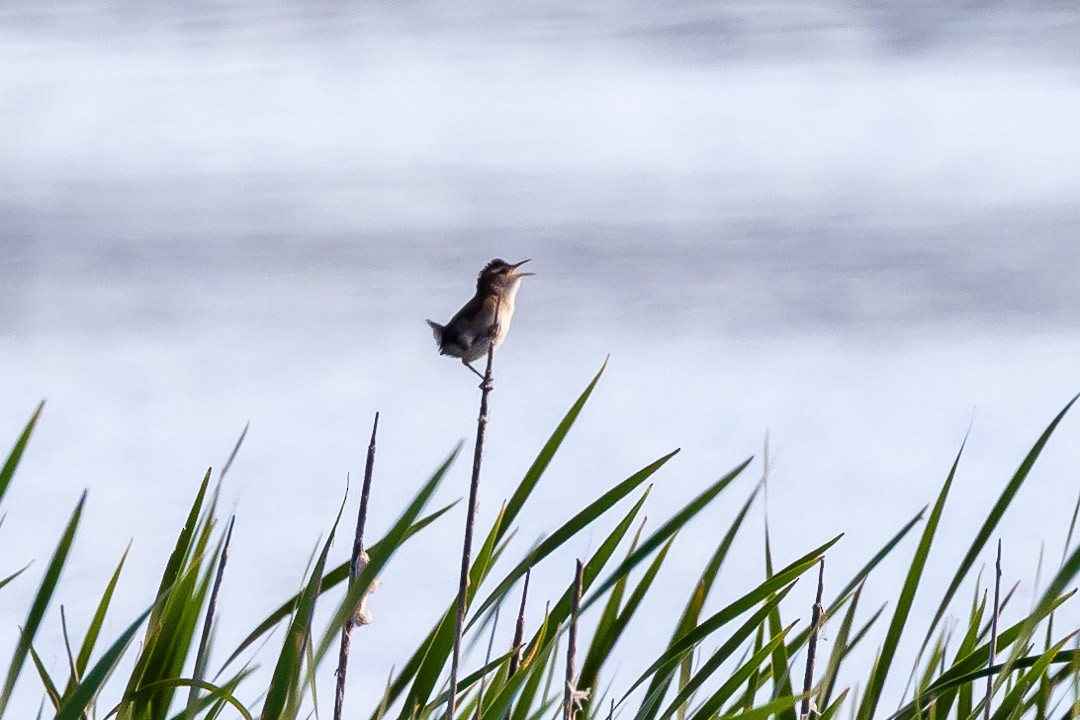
[427, 258, 534, 379]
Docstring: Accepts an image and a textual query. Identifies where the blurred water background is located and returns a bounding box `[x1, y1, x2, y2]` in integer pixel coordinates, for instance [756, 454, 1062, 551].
[2, 1, 1080, 716]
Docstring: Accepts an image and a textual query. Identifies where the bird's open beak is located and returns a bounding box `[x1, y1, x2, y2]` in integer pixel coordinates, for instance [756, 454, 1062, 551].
[511, 258, 535, 277]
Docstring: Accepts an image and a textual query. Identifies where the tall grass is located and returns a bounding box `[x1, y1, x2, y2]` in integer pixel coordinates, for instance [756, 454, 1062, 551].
[0, 368, 1078, 720]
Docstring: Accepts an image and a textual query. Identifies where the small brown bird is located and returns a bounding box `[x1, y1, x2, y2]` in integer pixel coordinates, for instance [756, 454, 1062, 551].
[427, 258, 534, 379]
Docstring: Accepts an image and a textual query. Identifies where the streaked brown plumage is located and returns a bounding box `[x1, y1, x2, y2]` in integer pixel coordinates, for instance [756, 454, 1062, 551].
[427, 258, 534, 379]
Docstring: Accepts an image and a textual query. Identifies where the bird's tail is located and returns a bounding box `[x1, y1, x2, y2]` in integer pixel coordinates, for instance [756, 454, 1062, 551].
[425, 319, 445, 348]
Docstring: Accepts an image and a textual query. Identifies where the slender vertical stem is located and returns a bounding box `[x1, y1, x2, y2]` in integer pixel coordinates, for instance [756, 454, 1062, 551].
[448, 340, 497, 720]
[802, 559, 826, 719]
[507, 569, 531, 678]
[187, 515, 236, 717]
[59, 606, 78, 686]
[334, 412, 380, 720]
[503, 569, 531, 720]
[984, 540, 1002, 720]
[565, 560, 584, 720]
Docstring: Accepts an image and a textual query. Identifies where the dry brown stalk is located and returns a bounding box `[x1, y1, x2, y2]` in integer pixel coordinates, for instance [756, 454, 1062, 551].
[447, 337, 497, 720]
[333, 412, 380, 720]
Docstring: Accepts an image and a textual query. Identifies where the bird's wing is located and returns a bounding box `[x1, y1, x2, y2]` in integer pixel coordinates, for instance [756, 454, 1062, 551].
[446, 294, 499, 352]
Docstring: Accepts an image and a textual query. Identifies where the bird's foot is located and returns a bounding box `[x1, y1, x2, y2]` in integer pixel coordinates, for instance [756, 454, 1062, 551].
[463, 360, 486, 381]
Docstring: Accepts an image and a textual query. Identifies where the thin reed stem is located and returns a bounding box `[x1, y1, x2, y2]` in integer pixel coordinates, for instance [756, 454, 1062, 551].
[984, 539, 1002, 720]
[564, 560, 584, 720]
[802, 559, 825, 719]
[448, 339, 497, 720]
[187, 514, 236, 717]
[59, 606, 77, 686]
[334, 412, 380, 720]
[507, 569, 531, 679]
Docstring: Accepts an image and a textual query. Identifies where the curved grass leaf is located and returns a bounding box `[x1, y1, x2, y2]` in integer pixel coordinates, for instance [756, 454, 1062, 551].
[578, 518, 655, 704]
[107, 678, 254, 720]
[0, 490, 85, 718]
[987, 634, 1078, 720]
[635, 483, 762, 720]
[220, 499, 457, 674]
[918, 394, 1079, 658]
[55, 605, 154, 720]
[691, 693, 804, 720]
[261, 492, 349, 720]
[500, 359, 607, 542]
[26, 641, 62, 711]
[889, 591, 1075, 720]
[587, 533, 677, 713]
[857, 440, 965, 720]
[688, 622, 796, 720]
[817, 581, 864, 709]
[0, 563, 31, 593]
[70, 544, 130, 695]
[654, 586, 798, 720]
[583, 456, 752, 613]
[400, 483, 650, 720]
[485, 620, 563, 720]
[0, 401, 43, 510]
[623, 533, 842, 703]
[468, 448, 677, 628]
[762, 524, 796, 720]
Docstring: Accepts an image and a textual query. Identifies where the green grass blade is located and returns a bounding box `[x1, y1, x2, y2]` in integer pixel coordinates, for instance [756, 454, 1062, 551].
[623, 533, 842, 703]
[892, 592, 1075, 720]
[68, 544, 130, 698]
[220, 499, 457, 675]
[819, 688, 851, 720]
[655, 587, 798, 720]
[115, 678, 255, 720]
[313, 446, 456, 665]
[26, 642, 62, 711]
[55, 605, 154, 720]
[830, 507, 925, 610]
[894, 646, 1080, 713]
[583, 516, 647, 686]
[584, 456, 752, 612]
[0, 490, 85, 718]
[637, 483, 762, 720]
[500, 359, 607, 541]
[0, 563, 31, 592]
[485, 621, 564, 720]
[400, 481, 648, 720]
[0, 401, 43, 509]
[578, 515, 657, 701]
[857, 441, 964, 720]
[468, 448, 677, 628]
[818, 582, 864, 709]
[425, 648, 517, 712]
[585, 533, 677, 715]
[261, 487, 352, 720]
[986, 638, 1077, 720]
[509, 614, 559, 720]
[148, 469, 211, 629]
[1002, 540, 1080, 678]
[691, 693, 804, 720]
[919, 394, 1079, 658]
[762, 524, 796, 720]
[686, 623, 796, 720]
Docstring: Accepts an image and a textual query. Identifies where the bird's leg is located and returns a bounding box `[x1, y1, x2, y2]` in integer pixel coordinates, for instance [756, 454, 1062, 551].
[462, 359, 486, 380]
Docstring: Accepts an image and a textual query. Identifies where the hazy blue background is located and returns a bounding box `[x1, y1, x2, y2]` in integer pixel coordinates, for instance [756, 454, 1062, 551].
[2, 1, 1080, 716]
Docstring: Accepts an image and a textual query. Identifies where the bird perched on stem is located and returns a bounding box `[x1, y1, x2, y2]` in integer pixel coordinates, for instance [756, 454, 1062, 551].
[427, 258, 534, 379]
